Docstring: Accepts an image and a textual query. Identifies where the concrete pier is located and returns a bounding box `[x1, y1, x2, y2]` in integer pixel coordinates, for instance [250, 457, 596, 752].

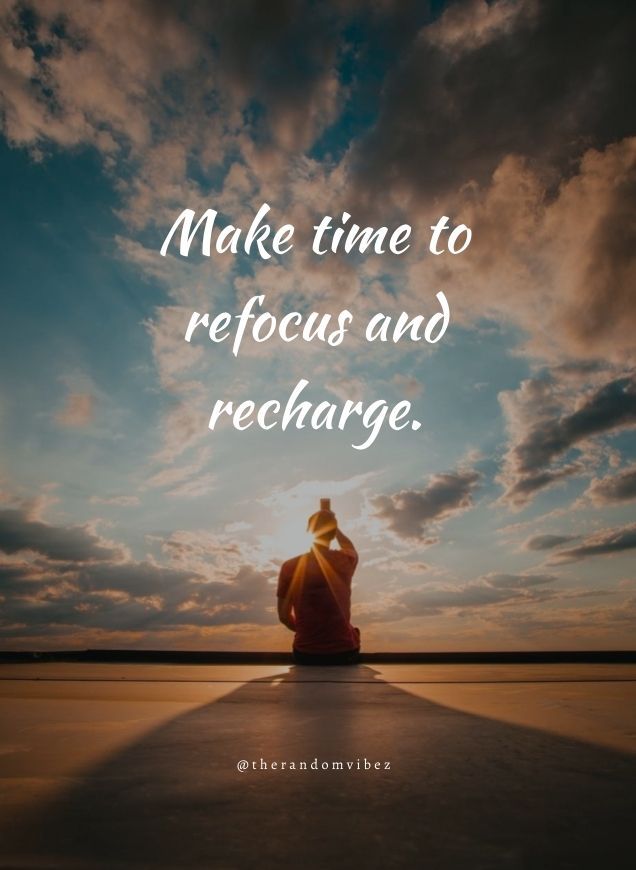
[1, 663, 635, 868]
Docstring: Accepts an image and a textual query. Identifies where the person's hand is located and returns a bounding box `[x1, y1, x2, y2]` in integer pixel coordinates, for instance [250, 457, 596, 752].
[335, 527, 356, 556]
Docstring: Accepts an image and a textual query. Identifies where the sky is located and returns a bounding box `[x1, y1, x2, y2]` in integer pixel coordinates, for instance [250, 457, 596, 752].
[0, 0, 635, 651]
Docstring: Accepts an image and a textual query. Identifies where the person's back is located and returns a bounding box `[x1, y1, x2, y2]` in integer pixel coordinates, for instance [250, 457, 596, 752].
[277, 502, 360, 664]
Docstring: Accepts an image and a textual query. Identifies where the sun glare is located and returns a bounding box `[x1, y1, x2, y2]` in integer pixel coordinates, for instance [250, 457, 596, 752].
[265, 518, 313, 558]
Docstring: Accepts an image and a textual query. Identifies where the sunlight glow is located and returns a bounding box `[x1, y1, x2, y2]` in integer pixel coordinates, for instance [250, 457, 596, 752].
[261, 519, 313, 561]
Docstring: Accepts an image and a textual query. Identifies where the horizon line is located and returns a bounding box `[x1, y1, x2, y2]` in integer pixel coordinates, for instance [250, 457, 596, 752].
[2, 649, 635, 665]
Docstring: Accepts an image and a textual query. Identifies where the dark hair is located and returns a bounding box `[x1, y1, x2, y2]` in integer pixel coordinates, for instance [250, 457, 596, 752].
[307, 509, 337, 541]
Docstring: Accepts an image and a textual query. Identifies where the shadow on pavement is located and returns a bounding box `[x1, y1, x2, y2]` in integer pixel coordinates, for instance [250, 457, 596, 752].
[4, 665, 635, 869]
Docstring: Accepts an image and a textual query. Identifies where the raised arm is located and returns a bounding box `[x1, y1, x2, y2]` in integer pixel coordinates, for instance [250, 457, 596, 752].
[335, 527, 357, 561]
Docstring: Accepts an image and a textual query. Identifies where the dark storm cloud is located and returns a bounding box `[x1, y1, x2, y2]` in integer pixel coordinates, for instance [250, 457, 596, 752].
[371, 469, 481, 540]
[352, 0, 636, 203]
[0, 508, 122, 562]
[550, 523, 636, 563]
[523, 534, 578, 552]
[585, 466, 636, 505]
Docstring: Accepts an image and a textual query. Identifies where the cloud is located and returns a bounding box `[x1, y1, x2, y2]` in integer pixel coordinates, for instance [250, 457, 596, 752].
[165, 473, 216, 500]
[1, 1, 635, 652]
[3, 0, 635, 372]
[387, 560, 431, 576]
[54, 392, 95, 428]
[474, 595, 636, 645]
[498, 373, 636, 506]
[353, 0, 636, 205]
[144, 306, 206, 391]
[0, 555, 274, 636]
[523, 534, 578, 551]
[390, 136, 636, 370]
[144, 447, 215, 498]
[506, 376, 636, 473]
[0, 1, 350, 205]
[371, 469, 481, 540]
[391, 374, 423, 399]
[500, 465, 584, 508]
[360, 571, 559, 622]
[584, 466, 636, 506]
[424, 0, 534, 54]
[0, 505, 275, 638]
[549, 523, 636, 563]
[206, 1, 345, 153]
[89, 495, 140, 507]
[0, 0, 196, 154]
[151, 397, 210, 464]
[485, 573, 556, 589]
[325, 376, 365, 403]
[0, 507, 122, 562]
[549, 139, 636, 360]
[155, 529, 245, 577]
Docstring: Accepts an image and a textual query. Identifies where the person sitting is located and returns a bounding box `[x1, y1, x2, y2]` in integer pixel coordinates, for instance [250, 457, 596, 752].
[276, 502, 360, 665]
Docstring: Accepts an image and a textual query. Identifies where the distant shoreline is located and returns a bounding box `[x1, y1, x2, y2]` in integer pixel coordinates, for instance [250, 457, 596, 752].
[1, 649, 635, 665]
